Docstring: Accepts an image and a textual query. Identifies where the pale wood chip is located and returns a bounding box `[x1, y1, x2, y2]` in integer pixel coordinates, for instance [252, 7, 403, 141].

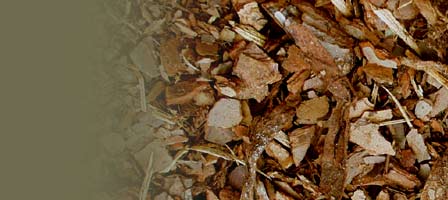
[350, 120, 395, 155]
[376, 190, 390, 200]
[429, 87, 448, 117]
[406, 129, 431, 162]
[415, 99, 433, 120]
[331, 0, 352, 17]
[207, 98, 243, 128]
[360, 42, 398, 69]
[351, 189, 367, 200]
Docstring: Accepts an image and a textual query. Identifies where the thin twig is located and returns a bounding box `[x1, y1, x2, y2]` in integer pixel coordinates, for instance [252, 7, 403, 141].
[410, 78, 424, 99]
[381, 86, 413, 128]
[139, 152, 154, 200]
[378, 119, 407, 126]
[130, 66, 147, 112]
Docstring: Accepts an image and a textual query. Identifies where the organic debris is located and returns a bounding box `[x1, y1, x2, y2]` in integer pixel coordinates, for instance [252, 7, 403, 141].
[99, 0, 448, 199]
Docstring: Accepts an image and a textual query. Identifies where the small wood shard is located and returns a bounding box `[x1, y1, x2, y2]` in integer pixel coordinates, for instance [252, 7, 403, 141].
[233, 24, 266, 47]
[406, 129, 431, 163]
[350, 120, 395, 155]
[331, 0, 352, 17]
[345, 151, 374, 186]
[265, 141, 294, 169]
[288, 126, 315, 166]
[363, 155, 386, 164]
[360, 42, 398, 69]
[361, 109, 393, 123]
[207, 98, 243, 129]
[350, 97, 375, 119]
[284, 19, 338, 75]
[296, 96, 329, 124]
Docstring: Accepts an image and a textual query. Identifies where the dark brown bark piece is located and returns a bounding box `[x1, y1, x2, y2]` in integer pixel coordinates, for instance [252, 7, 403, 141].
[421, 154, 448, 200]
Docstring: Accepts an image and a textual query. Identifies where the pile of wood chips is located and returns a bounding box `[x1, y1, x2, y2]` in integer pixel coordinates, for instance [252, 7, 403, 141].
[99, 0, 448, 199]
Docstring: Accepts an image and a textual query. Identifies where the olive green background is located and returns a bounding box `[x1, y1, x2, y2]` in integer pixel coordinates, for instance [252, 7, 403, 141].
[0, 0, 116, 199]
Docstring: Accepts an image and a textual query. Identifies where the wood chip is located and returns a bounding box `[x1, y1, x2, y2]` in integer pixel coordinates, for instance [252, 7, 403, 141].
[415, 99, 433, 119]
[350, 97, 375, 119]
[376, 190, 390, 200]
[363, 63, 394, 85]
[372, 7, 421, 55]
[406, 129, 431, 163]
[429, 88, 448, 117]
[296, 96, 329, 124]
[414, 0, 438, 25]
[130, 37, 160, 79]
[236, 2, 267, 31]
[351, 189, 367, 200]
[265, 141, 294, 169]
[204, 126, 234, 145]
[281, 45, 311, 73]
[421, 154, 448, 200]
[384, 167, 421, 190]
[361, 109, 393, 123]
[134, 140, 173, 173]
[207, 98, 243, 128]
[288, 126, 315, 166]
[350, 120, 396, 155]
[160, 37, 188, 76]
[233, 42, 282, 102]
